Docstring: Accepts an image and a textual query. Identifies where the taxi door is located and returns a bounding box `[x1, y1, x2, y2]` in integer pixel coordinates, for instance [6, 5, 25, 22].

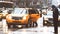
[29, 9, 40, 22]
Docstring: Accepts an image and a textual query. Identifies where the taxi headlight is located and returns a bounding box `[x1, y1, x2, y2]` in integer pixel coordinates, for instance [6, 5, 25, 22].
[3, 14, 6, 16]
[17, 25, 22, 28]
[23, 16, 26, 19]
[45, 21, 47, 24]
[3, 13, 7, 16]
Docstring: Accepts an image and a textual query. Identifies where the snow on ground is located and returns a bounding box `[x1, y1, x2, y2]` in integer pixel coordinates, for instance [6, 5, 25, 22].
[8, 17, 55, 34]
[1, 17, 60, 34]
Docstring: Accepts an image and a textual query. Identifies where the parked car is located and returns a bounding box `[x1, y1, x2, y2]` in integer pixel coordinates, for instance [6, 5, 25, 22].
[6, 8, 40, 28]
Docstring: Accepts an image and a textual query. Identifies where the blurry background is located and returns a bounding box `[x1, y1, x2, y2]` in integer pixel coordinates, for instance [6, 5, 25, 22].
[0, 0, 52, 8]
[0, 0, 60, 34]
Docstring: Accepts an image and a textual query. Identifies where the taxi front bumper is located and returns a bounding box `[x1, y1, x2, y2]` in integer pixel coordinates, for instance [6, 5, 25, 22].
[6, 19, 28, 25]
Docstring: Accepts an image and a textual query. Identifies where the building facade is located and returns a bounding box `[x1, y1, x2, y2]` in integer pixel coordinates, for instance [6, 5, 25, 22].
[0, 0, 52, 8]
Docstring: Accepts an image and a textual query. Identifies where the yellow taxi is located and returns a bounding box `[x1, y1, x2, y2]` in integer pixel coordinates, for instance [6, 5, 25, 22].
[6, 8, 40, 28]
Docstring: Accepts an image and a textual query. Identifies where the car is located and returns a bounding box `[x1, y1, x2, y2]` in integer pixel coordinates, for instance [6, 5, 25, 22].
[6, 8, 40, 28]
[43, 10, 53, 26]
[43, 9, 60, 26]
[0, 1, 14, 19]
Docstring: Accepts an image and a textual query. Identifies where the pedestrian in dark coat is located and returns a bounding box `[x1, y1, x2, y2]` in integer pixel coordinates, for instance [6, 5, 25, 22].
[52, 5, 59, 34]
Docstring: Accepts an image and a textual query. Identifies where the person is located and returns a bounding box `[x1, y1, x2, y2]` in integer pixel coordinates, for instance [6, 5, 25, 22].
[52, 5, 59, 34]
[58, 5, 60, 8]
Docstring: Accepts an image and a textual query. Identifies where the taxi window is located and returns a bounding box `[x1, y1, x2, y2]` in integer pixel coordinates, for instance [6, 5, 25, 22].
[28, 9, 39, 14]
[12, 8, 27, 14]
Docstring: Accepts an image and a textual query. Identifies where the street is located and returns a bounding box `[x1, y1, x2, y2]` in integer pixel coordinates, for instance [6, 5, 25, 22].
[0, 17, 59, 34]
[0, 0, 59, 34]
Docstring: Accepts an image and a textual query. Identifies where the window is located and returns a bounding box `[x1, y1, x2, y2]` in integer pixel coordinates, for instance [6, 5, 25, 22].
[12, 8, 27, 14]
[28, 9, 39, 14]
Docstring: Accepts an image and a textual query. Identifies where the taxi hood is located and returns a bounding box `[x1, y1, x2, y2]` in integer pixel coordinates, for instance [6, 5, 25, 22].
[10, 14, 28, 17]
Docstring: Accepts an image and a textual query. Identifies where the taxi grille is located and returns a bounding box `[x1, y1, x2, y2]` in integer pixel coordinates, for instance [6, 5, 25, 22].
[12, 17, 22, 20]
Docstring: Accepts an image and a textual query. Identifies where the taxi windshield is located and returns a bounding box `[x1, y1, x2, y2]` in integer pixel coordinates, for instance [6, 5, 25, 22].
[12, 8, 27, 14]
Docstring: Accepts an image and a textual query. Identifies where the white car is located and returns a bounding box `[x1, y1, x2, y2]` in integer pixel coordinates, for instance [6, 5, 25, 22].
[43, 8, 60, 26]
[43, 10, 53, 26]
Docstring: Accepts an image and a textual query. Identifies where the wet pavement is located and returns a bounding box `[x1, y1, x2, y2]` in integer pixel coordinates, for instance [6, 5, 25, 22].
[1, 17, 54, 34]
[7, 17, 54, 34]
[0, 17, 60, 34]
[0, 21, 5, 34]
